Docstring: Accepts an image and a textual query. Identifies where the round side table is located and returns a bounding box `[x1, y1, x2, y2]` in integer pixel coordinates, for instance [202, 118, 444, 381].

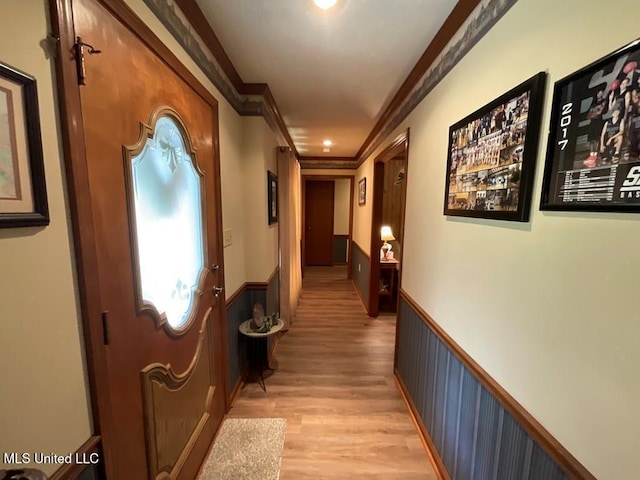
[239, 318, 284, 391]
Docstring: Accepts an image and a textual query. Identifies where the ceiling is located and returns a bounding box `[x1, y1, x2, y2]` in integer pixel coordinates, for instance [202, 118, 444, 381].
[194, 0, 459, 159]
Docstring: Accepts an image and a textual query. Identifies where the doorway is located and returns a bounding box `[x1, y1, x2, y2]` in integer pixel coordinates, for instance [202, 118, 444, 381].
[51, 0, 228, 478]
[368, 131, 410, 316]
[302, 176, 354, 274]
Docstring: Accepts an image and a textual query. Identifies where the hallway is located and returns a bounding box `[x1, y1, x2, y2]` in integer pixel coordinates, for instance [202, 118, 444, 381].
[228, 266, 437, 479]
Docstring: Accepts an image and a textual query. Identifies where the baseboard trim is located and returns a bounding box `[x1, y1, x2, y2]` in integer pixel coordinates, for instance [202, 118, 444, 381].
[394, 372, 449, 480]
[49, 436, 101, 480]
[398, 290, 596, 480]
[225, 266, 279, 308]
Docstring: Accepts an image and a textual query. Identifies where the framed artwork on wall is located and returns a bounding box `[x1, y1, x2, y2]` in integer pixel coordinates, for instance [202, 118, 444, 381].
[0, 62, 48, 228]
[267, 170, 278, 224]
[358, 177, 366, 205]
[444, 72, 547, 222]
[540, 38, 640, 212]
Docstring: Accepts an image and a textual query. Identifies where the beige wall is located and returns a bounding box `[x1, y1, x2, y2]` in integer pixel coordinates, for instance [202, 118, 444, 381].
[356, 0, 639, 478]
[0, 1, 92, 475]
[333, 179, 350, 235]
[352, 167, 373, 251]
[0, 0, 280, 474]
[242, 117, 279, 282]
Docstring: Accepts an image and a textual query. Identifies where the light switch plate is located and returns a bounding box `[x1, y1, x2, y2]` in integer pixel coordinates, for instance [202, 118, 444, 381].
[223, 229, 232, 247]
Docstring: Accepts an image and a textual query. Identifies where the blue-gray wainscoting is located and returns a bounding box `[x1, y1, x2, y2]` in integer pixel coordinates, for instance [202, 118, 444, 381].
[333, 235, 349, 264]
[226, 269, 280, 395]
[396, 293, 591, 480]
[351, 241, 370, 310]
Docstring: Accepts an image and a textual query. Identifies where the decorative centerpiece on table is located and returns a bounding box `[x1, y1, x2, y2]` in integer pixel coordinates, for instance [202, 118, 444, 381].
[249, 303, 279, 333]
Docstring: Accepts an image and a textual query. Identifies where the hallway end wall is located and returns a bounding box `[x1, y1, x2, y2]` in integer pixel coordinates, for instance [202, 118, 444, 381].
[356, 0, 639, 478]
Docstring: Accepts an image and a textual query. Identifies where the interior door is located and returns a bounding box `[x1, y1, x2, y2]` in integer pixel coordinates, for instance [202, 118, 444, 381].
[304, 180, 335, 265]
[64, 0, 227, 478]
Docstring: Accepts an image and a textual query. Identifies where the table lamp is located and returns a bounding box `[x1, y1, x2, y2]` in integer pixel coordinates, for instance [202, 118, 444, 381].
[380, 225, 395, 260]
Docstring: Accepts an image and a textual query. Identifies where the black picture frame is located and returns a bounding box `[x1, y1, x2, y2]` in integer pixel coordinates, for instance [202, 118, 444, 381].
[358, 177, 366, 205]
[444, 72, 546, 222]
[0, 62, 48, 228]
[267, 170, 278, 225]
[540, 38, 640, 212]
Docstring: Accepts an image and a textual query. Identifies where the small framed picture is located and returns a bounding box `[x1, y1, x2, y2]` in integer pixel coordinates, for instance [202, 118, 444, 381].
[540, 38, 640, 212]
[0, 62, 49, 228]
[267, 170, 278, 224]
[358, 177, 366, 205]
[444, 72, 547, 222]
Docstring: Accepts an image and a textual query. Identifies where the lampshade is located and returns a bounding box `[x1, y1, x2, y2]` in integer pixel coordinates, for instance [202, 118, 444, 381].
[380, 226, 395, 242]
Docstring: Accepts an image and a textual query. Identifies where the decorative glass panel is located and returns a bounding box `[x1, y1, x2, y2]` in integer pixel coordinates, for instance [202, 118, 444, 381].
[130, 115, 204, 330]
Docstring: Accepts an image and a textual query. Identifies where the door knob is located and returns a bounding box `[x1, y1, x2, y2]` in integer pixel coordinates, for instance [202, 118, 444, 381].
[212, 286, 224, 298]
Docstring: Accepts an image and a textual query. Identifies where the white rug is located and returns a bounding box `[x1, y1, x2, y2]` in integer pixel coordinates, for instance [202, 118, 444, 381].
[198, 418, 286, 480]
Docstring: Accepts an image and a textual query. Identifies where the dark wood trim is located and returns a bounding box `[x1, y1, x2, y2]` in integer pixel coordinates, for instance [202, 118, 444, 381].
[130, 0, 478, 169]
[351, 239, 370, 260]
[171, 0, 296, 155]
[398, 290, 597, 480]
[347, 176, 355, 279]
[298, 156, 357, 163]
[368, 130, 410, 317]
[243, 83, 297, 153]
[224, 284, 245, 308]
[355, 0, 480, 162]
[49, 436, 102, 480]
[368, 161, 385, 316]
[49, 1, 115, 476]
[229, 363, 250, 407]
[394, 373, 449, 480]
[301, 175, 355, 272]
[173, 0, 244, 92]
[225, 266, 280, 308]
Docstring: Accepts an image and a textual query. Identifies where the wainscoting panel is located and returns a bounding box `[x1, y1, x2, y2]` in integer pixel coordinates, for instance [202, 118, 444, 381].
[332, 235, 349, 264]
[396, 295, 580, 480]
[351, 242, 370, 310]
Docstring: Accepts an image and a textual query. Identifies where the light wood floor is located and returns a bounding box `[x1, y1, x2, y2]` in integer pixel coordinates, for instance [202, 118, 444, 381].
[228, 266, 437, 479]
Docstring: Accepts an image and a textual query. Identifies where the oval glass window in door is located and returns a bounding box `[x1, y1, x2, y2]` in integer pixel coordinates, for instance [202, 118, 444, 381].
[126, 111, 206, 332]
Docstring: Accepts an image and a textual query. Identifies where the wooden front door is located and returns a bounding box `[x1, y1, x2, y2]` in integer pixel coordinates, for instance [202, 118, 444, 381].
[304, 180, 334, 265]
[53, 0, 227, 478]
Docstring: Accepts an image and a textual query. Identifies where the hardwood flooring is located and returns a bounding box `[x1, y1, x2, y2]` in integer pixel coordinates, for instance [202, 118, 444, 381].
[228, 266, 437, 479]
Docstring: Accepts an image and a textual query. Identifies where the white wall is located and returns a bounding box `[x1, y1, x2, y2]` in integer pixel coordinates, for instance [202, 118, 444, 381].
[0, 1, 92, 475]
[334, 178, 350, 235]
[356, 0, 640, 478]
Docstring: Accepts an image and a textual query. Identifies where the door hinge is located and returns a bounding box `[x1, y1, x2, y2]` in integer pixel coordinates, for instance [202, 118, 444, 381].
[74, 36, 102, 86]
[101, 311, 111, 346]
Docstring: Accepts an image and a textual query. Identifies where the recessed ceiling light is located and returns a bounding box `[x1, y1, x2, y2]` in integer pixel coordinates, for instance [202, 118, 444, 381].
[322, 139, 333, 146]
[314, 0, 337, 10]
[323, 147, 331, 152]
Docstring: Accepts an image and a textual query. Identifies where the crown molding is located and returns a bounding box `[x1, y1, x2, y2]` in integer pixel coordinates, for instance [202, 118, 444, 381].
[143, 0, 296, 152]
[143, 0, 517, 169]
[355, 0, 517, 166]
